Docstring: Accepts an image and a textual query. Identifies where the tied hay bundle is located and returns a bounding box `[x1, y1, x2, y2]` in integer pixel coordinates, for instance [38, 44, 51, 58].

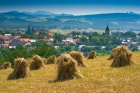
[69, 51, 87, 67]
[87, 51, 97, 59]
[110, 46, 134, 67]
[8, 58, 31, 80]
[56, 54, 71, 64]
[46, 55, 57, 64]
[42, 57, 47, 64]
[56, 54, 83, 81]
[28, 55, 45, 70]
[107, 46, 121, 60]
[0, 62, 11, 70]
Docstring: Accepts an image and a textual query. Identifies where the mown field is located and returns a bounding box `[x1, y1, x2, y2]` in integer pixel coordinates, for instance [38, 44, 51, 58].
[0, 52, 140, 93]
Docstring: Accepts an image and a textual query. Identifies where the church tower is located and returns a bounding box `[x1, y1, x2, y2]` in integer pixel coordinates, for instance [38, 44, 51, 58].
[26, 23, 32, 35]
[105, 25, 111, 36]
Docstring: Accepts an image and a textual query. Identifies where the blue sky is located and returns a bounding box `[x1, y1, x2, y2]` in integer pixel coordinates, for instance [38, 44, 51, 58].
[0, 0, 140, 15]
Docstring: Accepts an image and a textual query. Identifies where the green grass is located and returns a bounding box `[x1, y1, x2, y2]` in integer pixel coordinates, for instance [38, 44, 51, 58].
[0, 52, 140, 93]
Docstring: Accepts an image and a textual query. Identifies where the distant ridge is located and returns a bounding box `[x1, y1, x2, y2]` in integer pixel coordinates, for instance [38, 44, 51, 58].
[0, 11, 140, 30]
[34, 11, 54, 15]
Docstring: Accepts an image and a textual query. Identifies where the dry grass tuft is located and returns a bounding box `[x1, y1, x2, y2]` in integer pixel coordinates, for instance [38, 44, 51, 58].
[46, 55, 57, 64]
[55, 54, 83, 81]
[69, 51, 87, 67]
[108, 45, 134, 67]
[0, 62, 11, 70]
[87, 51, 97, 59]
[8, 58, 31, 80]
[27, 55, 45, 70]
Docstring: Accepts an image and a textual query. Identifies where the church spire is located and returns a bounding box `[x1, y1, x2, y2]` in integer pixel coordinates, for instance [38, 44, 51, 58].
[105, 24, 110, 36]
[26, 23, 32, 35]
[106, 24, 109, 30]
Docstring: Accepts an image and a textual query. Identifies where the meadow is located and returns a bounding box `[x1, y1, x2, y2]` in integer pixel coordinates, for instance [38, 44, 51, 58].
[0, 52, 140, 93]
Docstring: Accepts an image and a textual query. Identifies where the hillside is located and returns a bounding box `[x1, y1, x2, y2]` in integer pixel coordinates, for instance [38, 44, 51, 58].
[0, 11, 140, 30]
[0, 52, 140, 93]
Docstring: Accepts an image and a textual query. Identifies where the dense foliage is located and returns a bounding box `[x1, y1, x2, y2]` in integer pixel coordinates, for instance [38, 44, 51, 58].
[0, 41, 55, 66]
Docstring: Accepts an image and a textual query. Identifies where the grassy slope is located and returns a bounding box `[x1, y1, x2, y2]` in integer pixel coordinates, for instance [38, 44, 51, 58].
[0, 52, 140, 93]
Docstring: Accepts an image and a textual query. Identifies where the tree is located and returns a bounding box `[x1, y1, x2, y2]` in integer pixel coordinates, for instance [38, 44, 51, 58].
[82, 32, 89, 35]
[3, 49, 14, 64]
[54, 49, 61, 57]
[79, 36, 88, 45]
[53, 33, 66, 43]
[90, 37, 100, 45]
[0, 30, 5, 35]
[16, 44, 26, 50]
[122, 31, 136, 38]
[64, 45, 73, 52]
[0, 58, 5, 66]
[59, 47, 66, 53]
[71, 31, 81, 36]
[138, 33, 140, 36]
[31, 41, 55, 58]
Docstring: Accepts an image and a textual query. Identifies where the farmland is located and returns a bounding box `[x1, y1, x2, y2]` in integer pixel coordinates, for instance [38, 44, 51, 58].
[0, 52, 140, 93]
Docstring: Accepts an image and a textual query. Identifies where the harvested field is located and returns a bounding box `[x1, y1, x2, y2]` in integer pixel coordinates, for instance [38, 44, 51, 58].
[0, 52, 140, 93]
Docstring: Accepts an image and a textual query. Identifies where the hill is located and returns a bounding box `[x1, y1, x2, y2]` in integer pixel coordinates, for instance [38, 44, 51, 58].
[0, 11, 140, 30]
[0, 52, 140, 93]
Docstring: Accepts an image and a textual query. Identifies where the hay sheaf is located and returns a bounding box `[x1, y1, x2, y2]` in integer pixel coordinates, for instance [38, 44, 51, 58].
[69, 51, 87, 67]
[87, 51, 97, 59]
[0, 62, 11, 70]
[46, 55, 57, 64]
[55, 54, 83, 81]
[27, 55, 45, 70]
[8, 58, 31, 80]
[42, 57, 48, 64]
[108, 46, 134, 67]
[107, 46, 121, 60]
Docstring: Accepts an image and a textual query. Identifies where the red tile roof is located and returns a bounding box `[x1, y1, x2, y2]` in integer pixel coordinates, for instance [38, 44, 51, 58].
[20, 38, 30, 42]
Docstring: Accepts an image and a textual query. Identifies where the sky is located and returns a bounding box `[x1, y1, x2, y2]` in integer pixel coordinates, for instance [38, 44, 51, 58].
[0, 0, 140, 15]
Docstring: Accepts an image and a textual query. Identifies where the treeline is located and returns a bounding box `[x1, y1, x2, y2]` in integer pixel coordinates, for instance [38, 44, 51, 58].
[0, 41, 55, 66]
[0, 40, 77, 66]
